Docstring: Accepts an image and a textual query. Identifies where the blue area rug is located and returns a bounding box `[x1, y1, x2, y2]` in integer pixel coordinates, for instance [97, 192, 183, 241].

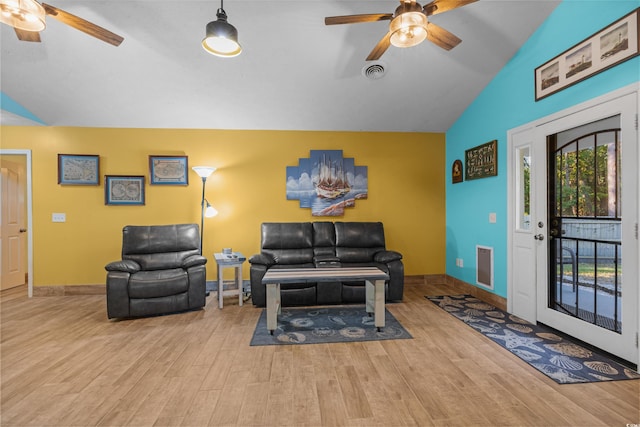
[427, 295, 640, 384]
[250, 305, 412, 346]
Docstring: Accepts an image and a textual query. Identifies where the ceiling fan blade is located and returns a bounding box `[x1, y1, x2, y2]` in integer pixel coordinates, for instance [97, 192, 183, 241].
[366, 31, 392, 61]
[426, 22, 461, 50]
[15, 28, 41, 42]
[423, 0, 477, 16]
[325, 14, 393, 25]
[41, 3, 123, 46]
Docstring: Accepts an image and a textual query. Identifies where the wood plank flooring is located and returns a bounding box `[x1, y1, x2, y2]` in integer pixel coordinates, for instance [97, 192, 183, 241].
[1, 281, 638, 426]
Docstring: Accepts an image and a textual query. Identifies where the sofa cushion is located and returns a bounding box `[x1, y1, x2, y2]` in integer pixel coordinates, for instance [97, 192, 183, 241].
[261, 222, 314, 264]
[130, 293, 190, 317]
[263, 249, 314, 265]
[335, 222, 386, 247]
[262, 222, 313, 249]
[335, 222, 386, 263]
[128, 268, 188, 299]
[122, 224, 201, 270]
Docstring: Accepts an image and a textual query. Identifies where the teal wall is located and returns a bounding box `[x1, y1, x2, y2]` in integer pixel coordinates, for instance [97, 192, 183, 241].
[445, 0, 640, 297]
[1, 92, 45, 124]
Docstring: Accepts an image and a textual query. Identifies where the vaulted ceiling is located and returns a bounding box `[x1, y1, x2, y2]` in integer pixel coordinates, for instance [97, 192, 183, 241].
[0, 0, 560, 132]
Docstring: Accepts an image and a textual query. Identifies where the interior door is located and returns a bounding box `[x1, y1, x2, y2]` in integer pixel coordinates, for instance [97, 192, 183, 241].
[1, 160, 26, 290]
[535, 93, 638, 363]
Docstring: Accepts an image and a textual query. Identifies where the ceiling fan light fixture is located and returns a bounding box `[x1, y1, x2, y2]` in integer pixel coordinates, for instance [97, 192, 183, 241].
[389, 12, 427, 48]
[202, 5, 242, 58]
[0, 0, 45, 32]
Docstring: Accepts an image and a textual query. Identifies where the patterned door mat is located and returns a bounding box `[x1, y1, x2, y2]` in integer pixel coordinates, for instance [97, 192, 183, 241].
[250, 305, 412, 346]
[427, 294, 640, 384]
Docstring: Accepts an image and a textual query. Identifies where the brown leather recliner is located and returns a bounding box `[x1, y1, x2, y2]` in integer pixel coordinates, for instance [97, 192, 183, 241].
[105, 224, 207, 319]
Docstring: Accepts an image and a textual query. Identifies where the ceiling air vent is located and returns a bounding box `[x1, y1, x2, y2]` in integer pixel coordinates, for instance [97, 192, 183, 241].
[361, 62, 386, 80]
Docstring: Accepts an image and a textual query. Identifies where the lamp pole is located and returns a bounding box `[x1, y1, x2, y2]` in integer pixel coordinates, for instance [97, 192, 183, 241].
[192, 166, 217, 255]
[199, 176, 207, 254]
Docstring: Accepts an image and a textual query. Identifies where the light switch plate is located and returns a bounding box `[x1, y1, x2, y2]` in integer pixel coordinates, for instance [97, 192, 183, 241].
[489, 212, 497, 223]
[52, 213, 66, 223]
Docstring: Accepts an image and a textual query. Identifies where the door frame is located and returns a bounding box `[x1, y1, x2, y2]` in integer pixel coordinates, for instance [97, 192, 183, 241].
[507, 82, 640, 366]
[0, 149, 33, 297]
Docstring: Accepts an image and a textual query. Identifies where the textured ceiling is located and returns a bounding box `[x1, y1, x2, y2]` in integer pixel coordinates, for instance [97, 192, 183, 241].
[0, 0, 560, 132]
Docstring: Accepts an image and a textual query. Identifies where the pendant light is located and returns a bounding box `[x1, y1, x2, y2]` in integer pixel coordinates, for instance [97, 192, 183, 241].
[0, 0, 46, 32]
[389, 4, 428, 49]
[202, 0, 242, 57]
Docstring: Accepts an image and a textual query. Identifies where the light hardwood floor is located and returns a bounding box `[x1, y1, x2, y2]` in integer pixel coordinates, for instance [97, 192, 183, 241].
[1, 280, 638, 426]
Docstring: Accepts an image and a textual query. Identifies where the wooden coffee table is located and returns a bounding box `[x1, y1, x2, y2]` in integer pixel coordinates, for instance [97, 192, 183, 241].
[261, 267, 390, 334]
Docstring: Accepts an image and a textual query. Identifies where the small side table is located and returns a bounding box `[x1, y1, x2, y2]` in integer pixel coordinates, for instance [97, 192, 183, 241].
[213, 252, 246, 309]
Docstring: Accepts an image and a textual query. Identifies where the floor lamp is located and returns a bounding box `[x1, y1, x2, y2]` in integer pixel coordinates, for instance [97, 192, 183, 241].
[192, 166, 218, 255]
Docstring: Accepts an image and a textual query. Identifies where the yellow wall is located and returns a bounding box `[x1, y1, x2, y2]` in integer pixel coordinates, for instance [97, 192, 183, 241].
[0, 126, 446, 287]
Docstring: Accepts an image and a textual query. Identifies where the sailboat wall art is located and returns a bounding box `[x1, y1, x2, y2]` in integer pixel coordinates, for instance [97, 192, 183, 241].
[286, 150, 368, 216]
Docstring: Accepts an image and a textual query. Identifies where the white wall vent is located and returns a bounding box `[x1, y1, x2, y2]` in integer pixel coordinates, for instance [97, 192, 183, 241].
[476, 245, 494, 290]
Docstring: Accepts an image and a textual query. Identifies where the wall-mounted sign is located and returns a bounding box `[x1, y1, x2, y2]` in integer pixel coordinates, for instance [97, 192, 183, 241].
[452, 159, 463, 184]
[465, 140, 497, 180]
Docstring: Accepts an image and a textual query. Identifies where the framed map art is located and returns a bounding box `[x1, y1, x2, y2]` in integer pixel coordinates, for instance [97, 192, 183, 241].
[105, 175, 145, 205]
[149, 155, 188, 185]
[58, 154, 100, 185]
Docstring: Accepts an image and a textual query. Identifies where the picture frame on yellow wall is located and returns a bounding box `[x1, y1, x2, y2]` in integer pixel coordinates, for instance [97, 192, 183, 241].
[58, 154, 100, 185]
[149, 155, 189, 185]
[105, 175, 145, 205]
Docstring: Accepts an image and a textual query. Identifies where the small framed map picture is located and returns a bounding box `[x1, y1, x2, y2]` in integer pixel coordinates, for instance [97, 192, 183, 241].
[105, 175, 145, 205]
[149, 155, 188, 185]
[58, 154, 100, 185]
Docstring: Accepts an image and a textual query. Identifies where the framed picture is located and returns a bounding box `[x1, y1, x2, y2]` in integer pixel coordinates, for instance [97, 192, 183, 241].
[105, 175, 145, 205]
[465, 140, 497, 181]
[58, 154, 100, 185]
[452, 159, 463, 184]
[149, 155, 188, 185]
[535, 8, 639, 101]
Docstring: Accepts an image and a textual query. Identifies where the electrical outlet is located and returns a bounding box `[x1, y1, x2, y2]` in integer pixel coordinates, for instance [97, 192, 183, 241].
[456, 258, 464, 268]
[52, 213, 66, 223]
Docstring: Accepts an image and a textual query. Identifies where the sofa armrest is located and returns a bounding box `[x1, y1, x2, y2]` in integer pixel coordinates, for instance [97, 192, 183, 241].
[183, 255, 207, 269]
[105, 260, 141, 273]
[249, 253, 276, 266]
[250, 264, 268, 307]
[374, 250, 403, 263]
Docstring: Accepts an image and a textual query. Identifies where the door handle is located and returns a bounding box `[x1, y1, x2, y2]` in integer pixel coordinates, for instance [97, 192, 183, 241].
[534, 234, 544, 241]
[19, 228, 27, 233]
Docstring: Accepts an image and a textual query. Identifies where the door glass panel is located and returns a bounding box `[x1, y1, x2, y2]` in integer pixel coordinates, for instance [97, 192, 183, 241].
[548, 115, 622, 334]
[517, 146, 531, 230]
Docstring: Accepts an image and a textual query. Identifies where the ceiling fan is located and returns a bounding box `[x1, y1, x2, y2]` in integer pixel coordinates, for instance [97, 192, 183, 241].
[0, 0, 123, 46]
[325, 0, 477, 61]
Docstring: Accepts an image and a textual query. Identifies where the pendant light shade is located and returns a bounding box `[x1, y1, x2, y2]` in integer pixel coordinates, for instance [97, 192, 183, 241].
[389, 11, 428, 48]
[202, 2, 241, 58]
[0, 0, 46, 32]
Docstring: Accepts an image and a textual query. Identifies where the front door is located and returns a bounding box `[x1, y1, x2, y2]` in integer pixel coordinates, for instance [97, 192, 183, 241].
[535, 93, 638, 363]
